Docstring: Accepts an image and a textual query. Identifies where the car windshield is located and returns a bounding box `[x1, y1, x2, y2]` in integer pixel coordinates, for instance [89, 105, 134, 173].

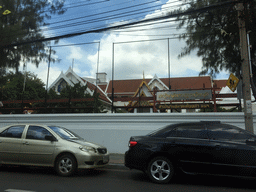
[49, 126, 83, 140]
[147, 125, 175, 137]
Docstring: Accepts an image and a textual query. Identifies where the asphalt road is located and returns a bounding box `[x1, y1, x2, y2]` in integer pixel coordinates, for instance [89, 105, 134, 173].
[0, 165, 256, 192]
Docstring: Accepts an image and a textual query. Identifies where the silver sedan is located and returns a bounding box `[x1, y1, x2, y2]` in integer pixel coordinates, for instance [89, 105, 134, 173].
[0, 124, 109, 176]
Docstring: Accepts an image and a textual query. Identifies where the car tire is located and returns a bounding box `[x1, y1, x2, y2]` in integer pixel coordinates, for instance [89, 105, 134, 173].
[147, 156, 174, 184]
[55, 154, 77, 177]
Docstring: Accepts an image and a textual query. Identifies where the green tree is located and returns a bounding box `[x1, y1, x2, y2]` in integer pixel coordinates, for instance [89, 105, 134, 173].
[1, 71, 45, 101]
[0, 71, 46, 113]
[43, 83, 105, 113]
[174, 0, 256, 80]
[0, 0, 66, 72]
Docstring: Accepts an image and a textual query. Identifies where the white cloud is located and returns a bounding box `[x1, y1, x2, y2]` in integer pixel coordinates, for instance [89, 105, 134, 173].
[87, 24, 204, 81]
[80, 0, 211, 81]
[26, 0, 229, 85]
[66, 46, 84, 60]
[19, 61, 62, 88]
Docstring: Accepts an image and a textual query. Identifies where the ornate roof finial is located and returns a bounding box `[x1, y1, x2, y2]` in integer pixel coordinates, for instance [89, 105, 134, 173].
[143, 71, 145, 80]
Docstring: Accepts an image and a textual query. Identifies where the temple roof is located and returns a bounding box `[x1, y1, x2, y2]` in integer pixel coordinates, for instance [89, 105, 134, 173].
[106, 76, 214, 95]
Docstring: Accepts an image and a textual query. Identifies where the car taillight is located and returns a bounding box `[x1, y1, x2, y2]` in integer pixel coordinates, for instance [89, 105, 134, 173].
[129, 141, 137, 147]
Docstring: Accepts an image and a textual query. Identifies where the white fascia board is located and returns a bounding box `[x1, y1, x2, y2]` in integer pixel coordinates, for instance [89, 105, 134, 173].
[105, 81, 110, 93]
[48, 71, 74, 90]
[65, 66, 85, 86]
[148, 74, 169, 90]
[96, 84, 112, 103]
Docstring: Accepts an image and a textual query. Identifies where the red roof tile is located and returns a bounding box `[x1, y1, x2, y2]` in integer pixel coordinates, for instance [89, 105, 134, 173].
[106, 79, 151, 94]
[160, 76, 212, 90]
[107, 76, 213, 95]
[98, 84, 107, 92]
[213, 80, 227, 88]
[81, 79, 111, 104]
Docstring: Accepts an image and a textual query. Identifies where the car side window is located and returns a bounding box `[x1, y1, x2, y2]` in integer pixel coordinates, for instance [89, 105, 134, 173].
[208, 125, 253, 142]
[0, 126, 25, 138]
[175, 125, 207, 139]
[26, 126, 53, 140]
[165, 129, 177, 137]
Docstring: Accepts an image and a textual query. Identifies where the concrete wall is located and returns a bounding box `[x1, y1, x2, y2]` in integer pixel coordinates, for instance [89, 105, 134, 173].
[0, 113, 255, 153]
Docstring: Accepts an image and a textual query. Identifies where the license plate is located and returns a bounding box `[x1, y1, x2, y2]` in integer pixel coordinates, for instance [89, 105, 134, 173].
[103, 156, 109, 163]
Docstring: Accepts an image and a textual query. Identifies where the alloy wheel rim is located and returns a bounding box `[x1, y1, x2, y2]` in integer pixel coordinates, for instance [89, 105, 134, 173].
[150, 160, 170, 181]
[59, 157, 73, 174]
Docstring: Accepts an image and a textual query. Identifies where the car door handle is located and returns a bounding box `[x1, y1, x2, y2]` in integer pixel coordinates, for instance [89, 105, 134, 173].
[215, 145, 222, 150]
[23, 142, 29, 145]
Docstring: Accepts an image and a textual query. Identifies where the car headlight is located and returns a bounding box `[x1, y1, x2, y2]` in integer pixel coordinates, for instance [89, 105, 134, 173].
[79, 146, 97, 153]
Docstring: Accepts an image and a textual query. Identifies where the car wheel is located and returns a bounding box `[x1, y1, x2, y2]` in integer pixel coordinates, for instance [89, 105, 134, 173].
[55, 154, 77, 177]
[147, 156, 174, 184]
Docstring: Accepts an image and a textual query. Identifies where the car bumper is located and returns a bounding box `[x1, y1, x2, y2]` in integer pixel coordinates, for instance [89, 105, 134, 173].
[76, 153, 109, 169]
[125, 150, 148, 171]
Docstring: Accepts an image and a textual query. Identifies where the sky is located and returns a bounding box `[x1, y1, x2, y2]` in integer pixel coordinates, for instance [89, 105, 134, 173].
[19, 0, 230, 87]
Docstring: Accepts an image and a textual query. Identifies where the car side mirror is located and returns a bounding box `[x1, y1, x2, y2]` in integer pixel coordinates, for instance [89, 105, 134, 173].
[45, 135, 57, 142]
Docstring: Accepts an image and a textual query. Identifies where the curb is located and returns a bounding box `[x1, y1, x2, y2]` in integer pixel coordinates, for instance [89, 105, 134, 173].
[104, 163, 128, 170]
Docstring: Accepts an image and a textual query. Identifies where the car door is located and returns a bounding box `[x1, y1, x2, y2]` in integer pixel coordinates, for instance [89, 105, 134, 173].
[19, 125, 56, 166]
[0, 125, 25, 163]
[208, 124, 256, 176]
[164, 123, 212, 174]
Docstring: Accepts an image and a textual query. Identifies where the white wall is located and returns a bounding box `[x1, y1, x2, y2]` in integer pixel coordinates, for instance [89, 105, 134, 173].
[0, 113, 255, 153]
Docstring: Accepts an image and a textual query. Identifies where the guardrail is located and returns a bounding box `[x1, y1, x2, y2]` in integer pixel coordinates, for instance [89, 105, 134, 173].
[0, 113, 255, 153]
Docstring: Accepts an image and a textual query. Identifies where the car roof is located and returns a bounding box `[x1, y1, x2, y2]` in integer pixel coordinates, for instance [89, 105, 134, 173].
[171, 121, 221, 126]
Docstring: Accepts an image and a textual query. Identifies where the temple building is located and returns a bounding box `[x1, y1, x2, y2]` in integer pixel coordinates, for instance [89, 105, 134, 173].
[49, 68, 228, 113]
[48, 67, 112, 112]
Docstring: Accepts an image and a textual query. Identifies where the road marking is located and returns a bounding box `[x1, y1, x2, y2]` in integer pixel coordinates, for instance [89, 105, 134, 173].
[5, 189, 36, 192]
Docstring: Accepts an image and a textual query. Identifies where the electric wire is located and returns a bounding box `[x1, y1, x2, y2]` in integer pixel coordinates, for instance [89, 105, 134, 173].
[38, 0, 110, 14]
[46, 0, 137, 24]
[47, 0, 160, 26]
[4, 0, 186, 40]
[3, 0, 165, 39]
[2, 0, 237, 47]
[33, 1, 187, 34]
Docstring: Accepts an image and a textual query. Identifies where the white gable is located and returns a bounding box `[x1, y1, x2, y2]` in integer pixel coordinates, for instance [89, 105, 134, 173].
[148, 74, 168, 90]
[136, 85, 152, 97]
[49, 67, 91, 95]
[65, 66, 86, 86]
[48, 71, 74, 93]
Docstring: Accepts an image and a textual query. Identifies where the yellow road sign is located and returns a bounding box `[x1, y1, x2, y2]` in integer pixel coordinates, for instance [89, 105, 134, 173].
[227, 73, 240, 92]
[2, 10, 11, 15]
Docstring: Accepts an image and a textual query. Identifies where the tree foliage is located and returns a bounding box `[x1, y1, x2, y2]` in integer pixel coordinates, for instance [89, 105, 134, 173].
[0, 71, 45, 101]
[0, 71, 45, 113]
[173, 0, 256, 80]
[0, 0, 66, 72]
[34, 83, 105, 113]
[0, 72, 105, 114]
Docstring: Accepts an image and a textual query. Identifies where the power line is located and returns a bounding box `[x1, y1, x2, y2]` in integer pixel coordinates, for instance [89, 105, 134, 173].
[3, 0, 163, 41]
[8, 0, 186, 37]
[46, 0, 136, 24]
[39, 0, 110, 14]
[2, 0, 237, 48]
[47, 0, 160, 26]
[33, 1, 187, 37]
[8, 0, 179, 38]
[50, 41, 100, 47]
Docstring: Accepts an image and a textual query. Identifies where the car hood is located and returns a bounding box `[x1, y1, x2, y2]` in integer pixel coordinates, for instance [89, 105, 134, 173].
[69, 139, 106, 149]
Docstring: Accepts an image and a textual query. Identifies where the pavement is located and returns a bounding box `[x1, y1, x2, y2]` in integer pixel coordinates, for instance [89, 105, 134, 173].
[106, 153, 127, 170]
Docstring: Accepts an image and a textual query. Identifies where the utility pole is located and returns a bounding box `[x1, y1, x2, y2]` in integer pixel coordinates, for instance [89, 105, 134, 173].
[237, 3, 254, 133]
[45, 46, 52, 113]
